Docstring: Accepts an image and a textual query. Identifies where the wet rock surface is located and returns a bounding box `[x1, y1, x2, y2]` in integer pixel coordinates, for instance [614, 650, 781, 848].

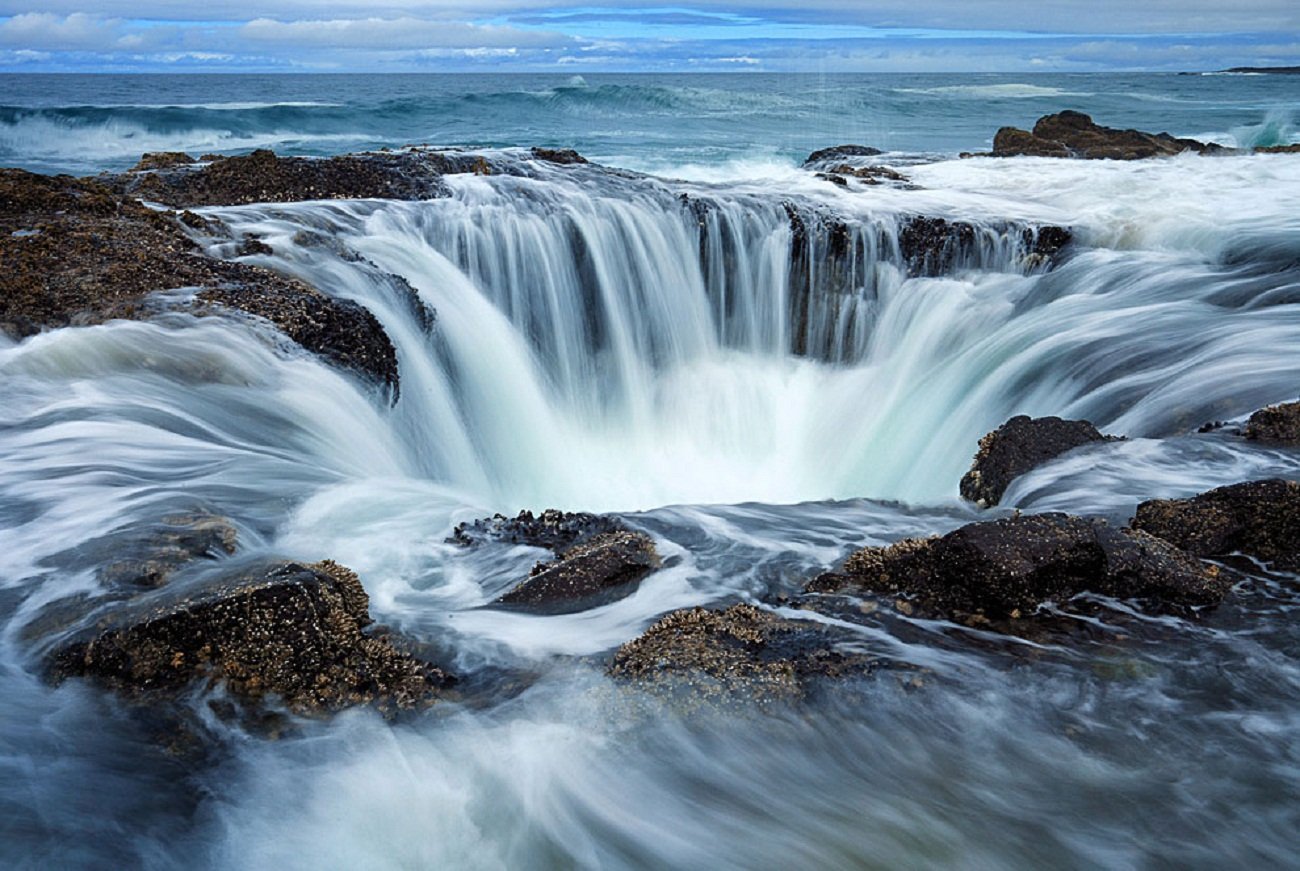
[1132, 479, 1300, 570]
[607, 603, 877, 706]
[51, 560, 452, 715]
[111, 148, 453, 207]
[493, 531, 660, 614]
[0, 167, 399, 389]
[450, 508, 627, 552]
[960, 415, 1118, 506]
[808, 513, 1230, 621]
[803, 144, 883, 167]
[95, 514, 239, 589]
[992, 111, 1230, 160]
[1245, 401, 1300, 445]
[530, 147, 589, 165]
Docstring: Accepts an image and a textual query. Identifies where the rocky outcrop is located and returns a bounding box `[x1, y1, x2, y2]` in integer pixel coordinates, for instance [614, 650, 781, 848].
[992, 111, 1230, 160]
[803, 145, 883, 167]
[450, 508, 626, 552]
[608, 603, 877, 706]
[51, 560, 451, 715]
[960, 415, 1117, 506]
[817, 164, 912, 189]
[530, 147, 589, 165]
[1256, 144, 1300, 154]
[0, 168, 399, 390]
[808, 513, 1229, 621]
[1132, 479, 1300, 570]
[492, 531, 660, 614]
[1244, 401, 1300, 445]
[112, 148, 453, 207]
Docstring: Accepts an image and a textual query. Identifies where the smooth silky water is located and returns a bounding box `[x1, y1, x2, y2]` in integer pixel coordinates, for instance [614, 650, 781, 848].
[2, 74, 1300, 868]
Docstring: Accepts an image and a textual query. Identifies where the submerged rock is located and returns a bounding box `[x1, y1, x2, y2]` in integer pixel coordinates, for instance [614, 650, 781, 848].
[0, 167, 400, 390]
[608, 603, 877, 706]
[960, 415, 1118, 507]
[51, 560, 451, 715]
[808, 513, 1229, 621]
[97, 513, 239, 589]
[1244, 401, 1300, 445]
[1132, 479, 1300, 570]
[492, 531, 660, 614]
[992, 111, 1230, 160]
[450, 508, 626, 552]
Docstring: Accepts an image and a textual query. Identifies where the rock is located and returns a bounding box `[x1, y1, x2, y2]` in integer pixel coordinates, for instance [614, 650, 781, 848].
[898, 216, 978, 274]
[1132, 479, 1300, 570]
[960, 415, 1118, 506]
[450, 508, 626, 552]
[530, 147, 589, 165]
[803, 144, 883, 167]
[809, 513, 1229, 620]
[51, 560, 451, 715]
[608, 603, 877, 705]
[1245, 401, 1300, 445]
[492, 531, 660, 614]
[0, 168, 400, 390]
[818, 164, 912, 188]
[129, 152, 196, 172]
[992, 111, 1230, 160]
[111, 148, 452, 208]
[96, 513, 238, 589]
[1256, 144, 1300, 154]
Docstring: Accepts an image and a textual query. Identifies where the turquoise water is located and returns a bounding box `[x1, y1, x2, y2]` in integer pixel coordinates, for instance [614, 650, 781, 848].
[1, 72, 1296, 175]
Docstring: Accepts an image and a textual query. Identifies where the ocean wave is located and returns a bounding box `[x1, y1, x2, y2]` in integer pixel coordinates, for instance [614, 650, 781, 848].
[893, 84, 1092, 99]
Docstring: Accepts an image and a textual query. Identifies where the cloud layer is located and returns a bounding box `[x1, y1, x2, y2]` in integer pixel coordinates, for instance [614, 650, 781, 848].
[1, 3, 1297, 72]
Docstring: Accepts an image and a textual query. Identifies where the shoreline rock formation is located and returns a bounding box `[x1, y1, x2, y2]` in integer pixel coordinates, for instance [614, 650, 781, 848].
[960, 415, 1120, 507]
[991, 111, 1231, 159]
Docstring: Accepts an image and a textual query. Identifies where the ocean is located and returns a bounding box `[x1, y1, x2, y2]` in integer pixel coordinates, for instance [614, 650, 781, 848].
[2, 73, 1300, 868]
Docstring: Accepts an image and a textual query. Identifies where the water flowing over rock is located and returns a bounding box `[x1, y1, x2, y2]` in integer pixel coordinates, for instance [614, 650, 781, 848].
[992, 111, 1230, 159]
[608, 603, 877, 706]
[1132, 479, 1300, 570]
[450, 508, 626, 552]
[51, 560, 452, 715]
[960, 416, 1119, 506]
[807, 513, 1229, 621]
[802, 144, 884, 168]
[492, 531, 660, 614]
[1245, 401, 1300, 445]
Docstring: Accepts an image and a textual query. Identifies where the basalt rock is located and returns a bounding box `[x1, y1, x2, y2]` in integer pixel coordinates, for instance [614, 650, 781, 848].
[992, 111, 1230, 160]
[450, 508, 627, 552]
[530, 147, 589, 165]
[0, 167, 399, 390]
[51, 560, 451, 715]
[112, 148, 453, 208]
[492, 531, 660, 614]
[1244, 401, 1300, 445]
[808, 513, 1229, 621]
[803, 144, 883, 167]
[607, 603, 877, 706]
[960, 415, 1118, 507]
[1132, 479, 1300, 570]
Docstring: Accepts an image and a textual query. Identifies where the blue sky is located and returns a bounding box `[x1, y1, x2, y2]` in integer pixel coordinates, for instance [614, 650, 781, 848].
[1, 2, 1297, 72]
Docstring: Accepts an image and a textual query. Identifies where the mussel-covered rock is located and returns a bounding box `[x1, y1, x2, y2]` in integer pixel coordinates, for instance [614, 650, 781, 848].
[992, 111, 1229, 160]
[808, 513, 1229, 621]
[1132, 479, 1300, 570]
[51, 560, 451, 715]
[608, 603, 877, 706]
[492, 531, 660, 615]
[960, 415, 1118, 506]
[451, 508, 626, 552]
[1245, 401, 1300, 445]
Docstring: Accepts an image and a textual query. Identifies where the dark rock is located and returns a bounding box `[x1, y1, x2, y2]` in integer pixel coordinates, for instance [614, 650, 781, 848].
[1022, 225, 1073, 261]
[450, 508, 626, 552]
[809, 513, 1229, 620]
[992, 111, 1230, 160]
[0, 168, 399, 390]
[97, 513, 238, 589]
[111, 148, 453, 207]
[960, 415, 1118, 506]
[530, 147, 589, 165]
[129, 152, 196, 172]
[1132, 479, 1300, 570]
[1256, 144, 1300, 154]
[898, 216, 977, 275]
[51, 560, 451, 715]
[803, 144, 883, 167]
[608, 603, 877, 705]
[1245, 401, 1300, 445]
[818, 164, 912, 188]
[492, 531, 659, 614]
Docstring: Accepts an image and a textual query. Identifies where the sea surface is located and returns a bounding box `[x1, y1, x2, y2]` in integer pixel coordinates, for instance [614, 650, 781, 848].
[2, 73, 1300, 869]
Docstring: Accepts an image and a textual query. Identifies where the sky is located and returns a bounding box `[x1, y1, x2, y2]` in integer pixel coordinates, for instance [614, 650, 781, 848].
[0, 2, 1298, 73]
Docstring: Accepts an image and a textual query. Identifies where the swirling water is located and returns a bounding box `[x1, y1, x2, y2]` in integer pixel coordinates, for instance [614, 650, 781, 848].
[2, 74, 1300, 868]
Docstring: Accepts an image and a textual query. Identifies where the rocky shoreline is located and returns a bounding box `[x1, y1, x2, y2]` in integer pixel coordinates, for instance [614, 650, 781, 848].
[4, 122, 1298, 735]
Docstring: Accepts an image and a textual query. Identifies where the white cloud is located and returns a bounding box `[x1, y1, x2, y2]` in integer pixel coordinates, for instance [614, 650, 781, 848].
[238, 16, 571, 49]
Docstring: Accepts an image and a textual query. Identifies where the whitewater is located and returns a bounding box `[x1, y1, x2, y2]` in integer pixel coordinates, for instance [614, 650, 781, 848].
[2, 73, 1300, 868]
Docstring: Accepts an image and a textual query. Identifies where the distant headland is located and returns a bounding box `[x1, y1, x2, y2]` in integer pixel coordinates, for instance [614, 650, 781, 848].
[1181, 66, 1300, 75]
